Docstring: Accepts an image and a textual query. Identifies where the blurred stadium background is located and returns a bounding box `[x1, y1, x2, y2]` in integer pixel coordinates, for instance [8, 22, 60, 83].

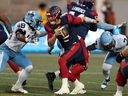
[0, 0, 128, 96]
[1, 0, 128, 53]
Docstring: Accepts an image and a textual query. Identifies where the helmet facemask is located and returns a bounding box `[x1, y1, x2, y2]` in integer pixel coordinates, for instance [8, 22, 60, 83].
[47, 6, 62, 25]
[102, 39, 115, 51]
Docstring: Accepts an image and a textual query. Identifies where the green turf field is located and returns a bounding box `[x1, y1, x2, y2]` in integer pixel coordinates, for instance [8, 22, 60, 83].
[0, 53, 128, 96]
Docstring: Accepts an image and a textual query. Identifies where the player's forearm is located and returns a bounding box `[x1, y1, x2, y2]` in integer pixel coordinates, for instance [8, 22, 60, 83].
[73, 16, 97, 25]
[48, 35, 57, 47]
[87, 44, 97, 51]
[36, 30, 47, 37]
[97, 22, 115, 30]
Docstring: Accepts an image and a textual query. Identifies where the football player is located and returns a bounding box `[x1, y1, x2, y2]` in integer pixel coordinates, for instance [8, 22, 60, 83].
[45, 6, 97, 95]
[0, 10, 42, 94]
[46, 0, 125, 92]
[0, 12, 24, 82]
[87, 31, 128, 90]
[113, 47, 128, 96]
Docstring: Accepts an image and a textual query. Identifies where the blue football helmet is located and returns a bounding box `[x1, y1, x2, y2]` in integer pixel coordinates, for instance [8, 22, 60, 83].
[24, 11, 42, 30]
[100, 31, 115, 50]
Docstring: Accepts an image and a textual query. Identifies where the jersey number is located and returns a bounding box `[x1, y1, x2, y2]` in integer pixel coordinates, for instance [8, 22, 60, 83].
[124, 38, 127, 43]
[17, 23, 26, 28]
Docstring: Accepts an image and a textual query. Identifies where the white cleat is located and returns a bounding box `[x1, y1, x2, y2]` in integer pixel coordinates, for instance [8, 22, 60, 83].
[70, 82, 85, 95]
[11, 85, 28, 94]
[77, 89, 87, 94]
[54, 87, 70, 95]
[114, 91, 122, 96]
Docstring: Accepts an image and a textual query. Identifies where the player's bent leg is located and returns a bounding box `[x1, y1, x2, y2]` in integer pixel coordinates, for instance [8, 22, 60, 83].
[101, 63, 112, 90]
[55, 42, 81, 95]
[69, 64, 86, 95]
[11, 53, 33, 94]
[68, 72, 85, 95]
[46, 72, 56, 91]
[8, 60, 27, 86]
[11, 65, 33, 94]
[101, 52, 116, 90]
[8, 60, 20, 73]
[0, 51, 9, 72]
[54, 57, 70, 95]
[46, 70, 60, 91]
[114, 68, 127, 96]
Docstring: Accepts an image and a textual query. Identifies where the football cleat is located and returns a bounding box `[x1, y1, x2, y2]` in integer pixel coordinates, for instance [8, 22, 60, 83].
[46, 72, 56, 91]
[70, 81, 85, 95]
[77, 89, 87, 94]
[101, 78, 110, 90]
[54, 87, 70, 95]
[11, 85, 28, 94]
[114, 91, 122, 96]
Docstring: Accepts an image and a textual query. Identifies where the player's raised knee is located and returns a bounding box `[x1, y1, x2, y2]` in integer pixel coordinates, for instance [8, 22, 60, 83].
[102, 63, 112, 71]
[25, 65, 33, 73]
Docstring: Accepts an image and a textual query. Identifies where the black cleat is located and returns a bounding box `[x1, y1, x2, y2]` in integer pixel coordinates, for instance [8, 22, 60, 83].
[22, 80, 27, 86]
[46, 72, 56, 91]
[101, 78, 110, 90]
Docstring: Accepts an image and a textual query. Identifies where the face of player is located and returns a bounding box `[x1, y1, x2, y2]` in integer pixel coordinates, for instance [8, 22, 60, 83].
[102, 40, 115, 51]
[47, 14, 60, 25]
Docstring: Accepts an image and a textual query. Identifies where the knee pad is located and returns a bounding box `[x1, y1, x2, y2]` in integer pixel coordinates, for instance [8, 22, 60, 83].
[102, 63, 112, 71]
[25, 65, 33, 73]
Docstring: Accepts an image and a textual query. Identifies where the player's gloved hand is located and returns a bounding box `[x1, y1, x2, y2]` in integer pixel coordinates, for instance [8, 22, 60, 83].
[114, 21, 127, 29]
[54, 27, 62, 37]
[25, 35, 39, 43]
[116, 53, 125, 63]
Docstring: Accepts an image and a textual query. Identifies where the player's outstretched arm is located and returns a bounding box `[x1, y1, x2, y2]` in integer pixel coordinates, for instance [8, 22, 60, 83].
[0, 12, 12, 33]
[36, 30, 47, 37]
[81, 16, 97, 23]
[97, 22, 127, 30]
